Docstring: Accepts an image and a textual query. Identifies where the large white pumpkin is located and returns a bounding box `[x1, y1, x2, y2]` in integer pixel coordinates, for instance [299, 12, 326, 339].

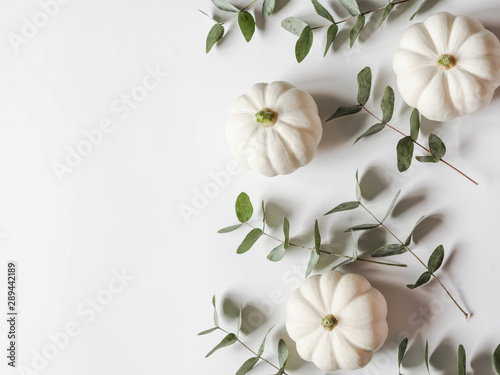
[286, 271, 388, 371]
[226, 81, 323, 176]
[393, 12, 500, 122]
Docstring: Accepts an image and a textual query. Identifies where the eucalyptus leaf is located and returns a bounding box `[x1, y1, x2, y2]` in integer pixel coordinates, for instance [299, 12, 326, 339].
[377, 2, 394, 28]
[262, 200, 266, 231]
[381, 86, 395, 123]
[331, 258, 354, 270]
[198, 327, 218, 335]
[339, 0, 361, 16]
[429, 133, 446, 161]
[306, 249, 320, 277]
[410, 0, 429, 21]
[199, 9, 218, 22]
[355, 169, 361, 201]
[354, 123, 385, 144]
[262, 0, 275, 18]
[405, 215, 425, 246]
[236, 192, 253, 222]
[281, 17, 308, 36]
[398, 337, 408, 375]
[211, 0, 239, 13]
[382, 189, 401, 222]
[493, 344, 500, 374]
[278, 339, 289, 368]
[410, 108, 420, 141]
[267, 243, 286, 262]
[283, 216, 290, 249]
[312, 0, 334, 22]
[212, 295, 219, 327]
[325, 201, 360, 215]
[296, 26, 314, 63]
[416, 155, 438, 163]
[236, 304, 243, 337]
[397, 136, 414, 172]
[218, 224, 243, 233]
[258, 326, 274, 356]
[425, 340, 430, 374]
[407, 271, 431, 289]
[350, 14, 365, 48]
[344, 223, 379, 232]
[357, 66, 372, 106]
[236, 357, 259, 375]
[326, 105, 362, 121]
[371, 244, 406, 257]
[428, 245, 444, 273]
[238, 11, 255, 42]
[206, 24, 225, 53]
[205, 333, 237, 357]
[314, 219, 321, 252]
[324, 24, 338, 56]
[237, 228, 263, 254]
[458, 345, 466, 375]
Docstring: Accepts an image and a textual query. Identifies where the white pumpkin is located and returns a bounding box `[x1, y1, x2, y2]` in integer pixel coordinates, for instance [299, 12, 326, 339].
[286, 270, 388, 371]
[226, 81, 323, 176]
[393, 12, 500, 122]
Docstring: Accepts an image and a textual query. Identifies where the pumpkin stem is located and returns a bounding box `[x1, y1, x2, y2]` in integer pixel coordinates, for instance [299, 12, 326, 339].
[321, 314, 338, 331]
[255, 108, 278, 127]
[437, 54, 457, 70]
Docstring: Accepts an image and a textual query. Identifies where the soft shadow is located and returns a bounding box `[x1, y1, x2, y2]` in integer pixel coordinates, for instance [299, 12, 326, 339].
[360, 166, 390, 201]
[412, 214, 443, 244]
[255, 9, 265, 31]
[310, 92, 366, 152]
[404, 332, 425, 369]
[274, 0, 291, 14]
[392, 190, 427, 217]
[420, 116, 445, 136]
[263, 201, 291, 230]
[357, 227, 387, 255]
[241, 304, 267, 335]
[222, 296, 241, 319]
[471, 347, 496, 375]
[430, 339, 456, 375]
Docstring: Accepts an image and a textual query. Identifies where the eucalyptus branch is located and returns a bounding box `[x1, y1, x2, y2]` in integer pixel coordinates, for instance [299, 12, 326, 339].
[327, 66, 478, 186]
[200, 296, 289, 375]
[219, 192, 408, 278]
[325, 172, 470, 319]
[358, 202, 469, 319]
[201, 0, 276, 53]
[360, 105, 478, 185]
[311, 0, 412, 30]
[281, 0, 426, 62]
[244, 222, 407, 268]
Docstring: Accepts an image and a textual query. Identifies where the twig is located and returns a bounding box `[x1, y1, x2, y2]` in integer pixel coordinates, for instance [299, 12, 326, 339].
[245, 222, 407, 268]
[358, 203, 469, 319]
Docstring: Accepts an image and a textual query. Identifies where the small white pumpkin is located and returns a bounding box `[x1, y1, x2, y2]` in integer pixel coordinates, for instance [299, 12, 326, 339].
[226, 81, 323, 176]
[286, 270, 388, 371]
[393, 12, 500, 122]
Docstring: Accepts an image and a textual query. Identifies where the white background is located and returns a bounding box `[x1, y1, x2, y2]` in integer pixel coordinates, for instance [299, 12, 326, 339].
[0, 0, 499, 374]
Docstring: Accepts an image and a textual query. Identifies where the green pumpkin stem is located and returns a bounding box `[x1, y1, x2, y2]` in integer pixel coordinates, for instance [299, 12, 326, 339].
[321, 314, 338, 331]
[255, 108, 278, 127]
[437, 54, 457, 70]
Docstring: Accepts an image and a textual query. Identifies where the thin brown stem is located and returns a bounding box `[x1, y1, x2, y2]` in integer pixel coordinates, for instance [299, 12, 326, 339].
[218, 327, 288, 374]
[360, 105, 478, 186]
[244, 223, 407, 268]
[311, 0, 413, 30]
[220, 0, 259, 25]
[358, 203, 469, 319]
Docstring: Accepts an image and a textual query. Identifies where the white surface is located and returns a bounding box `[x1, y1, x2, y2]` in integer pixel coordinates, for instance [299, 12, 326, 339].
[0, 0, 499, 374]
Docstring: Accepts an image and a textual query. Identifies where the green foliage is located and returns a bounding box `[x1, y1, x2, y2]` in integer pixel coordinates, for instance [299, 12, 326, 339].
[236, 192, 254, 222]
[371, 244, 406, 257]
[206, 24, 225, 53]
[205, 333, 238, 357]
[238, 11, 256, 42]
[281, 17, 308, 36]
[398, 337, 408, 375]
[262, 0, 275, 18]
[211, 0, 239, 12]
[397, 136, 414, 172]
[429, 134, 447, 161]
[350, 15, 365, 48]
[381, 86, 395, 123]
[410, 108, 420, 141]
[326, 105, 362, 121]
[324, 24, 338, 56]
[377, 2, 394, 28]
[494, 344, 500, 374]
[357, 67, 372, 106]
[458, 345, 466, 375]
[237, 228, 263, 254]
[354, 123, 385, 144]
[340, 0, 361, 16]
[296, 26, 314, 63]
[325, 201, 360, 215]
[312, 0, 334, 22]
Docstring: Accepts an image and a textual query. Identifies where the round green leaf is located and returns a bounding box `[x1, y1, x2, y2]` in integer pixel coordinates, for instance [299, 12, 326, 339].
[295, 26, 313, 63]
[397, 136, 414, 172]
[429, 133, 446, 161]
[235, 192, 253, 222]
[238, 11, 255, 42]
